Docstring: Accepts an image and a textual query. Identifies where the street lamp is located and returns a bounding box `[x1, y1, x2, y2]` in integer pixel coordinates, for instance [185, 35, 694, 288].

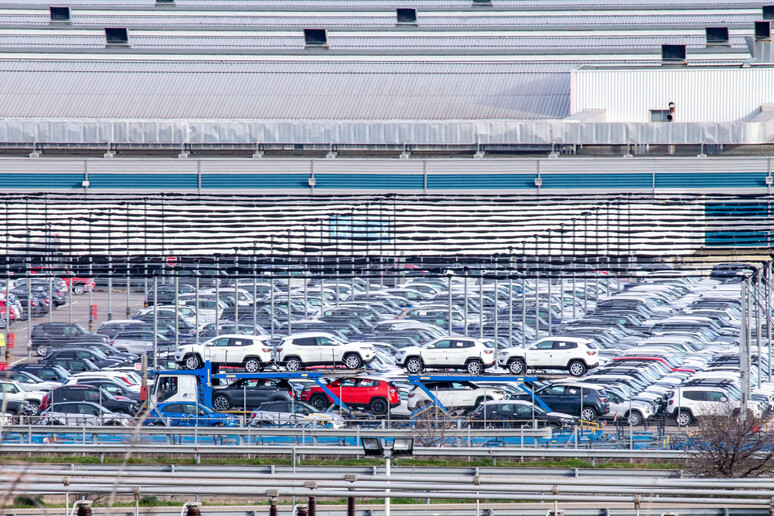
[361, 437, 414, 516]
[520, 240, 526, 346]
[546, 229, 552, 336]
[581, 211, 592, 315]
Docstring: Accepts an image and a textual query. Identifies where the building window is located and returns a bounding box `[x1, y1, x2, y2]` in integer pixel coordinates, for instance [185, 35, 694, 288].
[764, 6, 774, 20]
[651, 110, 672, 122]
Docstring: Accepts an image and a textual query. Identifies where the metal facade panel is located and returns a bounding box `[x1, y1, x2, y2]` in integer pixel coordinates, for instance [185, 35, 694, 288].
[201, 174, 308, 189]
[1, 173, 82, 188]
[573, 68, 774, 123]
[88, 173, 198, 189]
[427, 174, 536, 189]
[315, 173, 423, 189]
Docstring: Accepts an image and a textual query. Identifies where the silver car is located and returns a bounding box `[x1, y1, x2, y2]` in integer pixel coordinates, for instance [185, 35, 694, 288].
[249, 400, 344, 429]
[38, 401, 133, 426]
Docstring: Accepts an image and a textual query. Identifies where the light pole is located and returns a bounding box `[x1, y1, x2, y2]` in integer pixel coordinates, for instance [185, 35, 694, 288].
[533, 233, 539, 337]
[581, 211, 592, 315]
[521, 240, 526, 346]
[508, 246, 513, 350]
[546, 229, 552, 336]
[571, 217, 577, 320]
[559, 223, 565, 322]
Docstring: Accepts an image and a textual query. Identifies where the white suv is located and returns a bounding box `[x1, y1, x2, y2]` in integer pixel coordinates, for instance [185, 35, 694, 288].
[497, 337, 599, 377]
[395, 337, 495, 375]
[407, 381, 507, 412]
[0, 380, 46, 414]
[175, 334, 274, 372]
[275, 332, 376, 371]
[666, 385, 762, 426]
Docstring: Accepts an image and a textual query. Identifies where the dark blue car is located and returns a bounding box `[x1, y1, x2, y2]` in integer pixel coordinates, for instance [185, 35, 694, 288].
[145, 402, 238, 427]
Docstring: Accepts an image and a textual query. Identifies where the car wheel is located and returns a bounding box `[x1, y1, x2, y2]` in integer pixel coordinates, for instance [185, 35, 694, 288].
[73, 284, 85, 295]
[213, 395, 231, 411]
[568, 360, 587, 377]
[26, 402, 40, 416]
[466, 360, 483, 376]
[36, 346, 48, 357]
[285, 357, 303, 372]
[626, 410, 643, 426]
[370, 398, 388, 415]
[580, 407, 597, 421]
[405, 357, 423, 374]
[185, 354, 202, 370]
[344, 354, 362, 370]
[310, 394, 329, 410]
[676, 410, 692, 427]
[508, 359, 526, 375]
[244, 358, 261, 373]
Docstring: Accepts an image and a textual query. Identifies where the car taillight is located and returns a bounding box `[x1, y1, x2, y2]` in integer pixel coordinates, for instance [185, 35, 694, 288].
[587, 351, 596, 355]
[120, 376, 132, 386]
[262, 348, 271, 353]
[408, 393, 415, 398]
[484, 350, 493, 354]
[40, 394, 49, 411]
[599, 397, 608, 402]
[668, 399, 674, 405]
[276, 348, 283, 352]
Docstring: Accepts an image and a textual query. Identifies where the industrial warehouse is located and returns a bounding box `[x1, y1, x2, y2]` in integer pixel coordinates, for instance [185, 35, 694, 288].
[1, 1, 774, 516]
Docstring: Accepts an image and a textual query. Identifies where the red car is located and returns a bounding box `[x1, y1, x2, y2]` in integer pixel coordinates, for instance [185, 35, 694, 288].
[30, 267, 94, 295]
[299, 378, 400, 415]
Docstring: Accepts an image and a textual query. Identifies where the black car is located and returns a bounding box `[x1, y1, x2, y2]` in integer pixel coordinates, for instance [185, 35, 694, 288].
[146, 283, 198, 306]
[211, 378, 294, 411]
[11, 364, 72, 383]
[469, 400, 576, 429]
[41, 385, 139, 415]
[70, 379, 141, 401]
[30, 323, 108, 356]
[39, 348, 123, 369]
[37, 357, 100, 374]
[512, 383, 610, 421]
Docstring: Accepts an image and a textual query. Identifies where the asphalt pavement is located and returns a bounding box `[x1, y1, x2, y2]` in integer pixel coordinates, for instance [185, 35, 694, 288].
[4, 287, 147, 364]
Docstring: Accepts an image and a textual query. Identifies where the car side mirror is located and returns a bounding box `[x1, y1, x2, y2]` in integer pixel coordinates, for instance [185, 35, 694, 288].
[720, 397, 728, 402]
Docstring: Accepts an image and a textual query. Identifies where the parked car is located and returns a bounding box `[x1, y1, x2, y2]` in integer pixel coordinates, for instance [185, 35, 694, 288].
[40, 385, 139, 415]
[395, 337, 496, 375]
[511, 382, 610, 421]
[299, 377, 400, 415]
[39, 348, 123, 369]
[407, 381, 507, 413]
[30, 323, 108, 356]
[0, 380, 46, 415]
[469, 400, 576, 430]
[175, 334, 273, 371]
[211, 378, 294, 411]
[497, 337, 599, 376]
[145, 402, 238, 427]
[249, 400, 344, 428]
[39, 402, 131, 426]
[274, 332, 376, 371]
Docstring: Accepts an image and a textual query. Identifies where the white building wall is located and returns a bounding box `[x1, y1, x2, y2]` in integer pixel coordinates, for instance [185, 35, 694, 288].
[572, 67, 774, 123]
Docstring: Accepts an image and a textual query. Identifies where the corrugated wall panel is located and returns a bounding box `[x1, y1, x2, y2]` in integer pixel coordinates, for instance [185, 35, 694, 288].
[88, 173, 198, 189]
[573, 68, 774, 123]
[201, 173, 308, 189]
[427, 174, 535, 189]
[541, 173, 651, 189]
[1, 173, 82, 188]
[315, 174, 423, 189]
[655, 172, 766, 188]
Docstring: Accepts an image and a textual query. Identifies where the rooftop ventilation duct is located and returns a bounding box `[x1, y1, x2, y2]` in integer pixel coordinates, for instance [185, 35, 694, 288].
[49, 6, 70, 22]
[756, 21, 771, 40]
[105, 27, 129, 46]
[706, 27, 729, 45]
[304, 29, 328, 47]
[397, 8, 417, 24]
[661, 44, 686, 64]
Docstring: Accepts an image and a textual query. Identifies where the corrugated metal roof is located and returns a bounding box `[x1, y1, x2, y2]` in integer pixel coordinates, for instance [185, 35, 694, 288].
[0, 60, 573, 120]
[0, 11, 758, 29]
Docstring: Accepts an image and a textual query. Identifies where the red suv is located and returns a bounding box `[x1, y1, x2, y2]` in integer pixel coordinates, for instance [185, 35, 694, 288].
[299, 378, 400, 415]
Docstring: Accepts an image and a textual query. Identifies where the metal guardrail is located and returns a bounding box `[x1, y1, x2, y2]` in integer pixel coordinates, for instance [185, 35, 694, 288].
[0, 442, 691, 460]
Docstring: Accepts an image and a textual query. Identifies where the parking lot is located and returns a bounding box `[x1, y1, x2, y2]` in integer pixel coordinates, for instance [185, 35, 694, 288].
[0, 257, 768, 442]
